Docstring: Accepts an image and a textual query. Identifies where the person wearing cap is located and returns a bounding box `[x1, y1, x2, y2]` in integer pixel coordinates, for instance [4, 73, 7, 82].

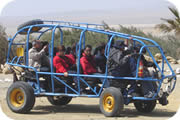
[107, 40, 134, 76]
[29, 40, 49, 72]
[107, 40, 137, 92]
[108, 40, 156, 98]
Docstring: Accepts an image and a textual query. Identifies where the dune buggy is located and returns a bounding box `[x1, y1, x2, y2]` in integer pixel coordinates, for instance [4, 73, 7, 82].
[6, 19, 176, 116]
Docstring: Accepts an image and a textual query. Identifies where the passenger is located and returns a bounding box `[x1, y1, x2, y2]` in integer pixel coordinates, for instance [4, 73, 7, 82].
[53, 45, 75, 77]
[107, 40, 134, 91]
[80, 45, 109, 87]
[94, 43, 107, 73]
[53, 45, 77, 92]
[107, 40, 155, 97]
[108, 40, 132, 76]
[80, 45, 97, 75]
[66, 43, 77, 65]
[93, 42, 105, 55]
[29, 40, 50, 72]
[131, 44, 156, 98]
[65, 47, 72, 54]
[125, 38, 156, 97]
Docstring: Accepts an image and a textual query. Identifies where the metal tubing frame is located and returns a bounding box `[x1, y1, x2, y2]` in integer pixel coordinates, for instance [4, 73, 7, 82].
[6, 21, 176, 101]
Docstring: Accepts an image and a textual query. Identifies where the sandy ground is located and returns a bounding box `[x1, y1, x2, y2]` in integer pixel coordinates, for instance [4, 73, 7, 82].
[0, 64, 180, 120]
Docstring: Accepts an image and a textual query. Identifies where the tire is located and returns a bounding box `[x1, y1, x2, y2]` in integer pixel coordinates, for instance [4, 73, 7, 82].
[47, 96, 72, 106]
[17, 19, 43, 35]
[134, 100, 156, 113]
[99, 87, 124, 117]
[6, 81, 35, 113]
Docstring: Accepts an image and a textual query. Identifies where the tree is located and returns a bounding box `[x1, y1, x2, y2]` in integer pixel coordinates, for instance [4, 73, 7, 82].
[0, 24, 8, 64]
[155, 7, 180, 38]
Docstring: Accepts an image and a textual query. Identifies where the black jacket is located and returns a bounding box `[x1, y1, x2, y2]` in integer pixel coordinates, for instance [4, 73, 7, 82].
[107, 47, 130, 77]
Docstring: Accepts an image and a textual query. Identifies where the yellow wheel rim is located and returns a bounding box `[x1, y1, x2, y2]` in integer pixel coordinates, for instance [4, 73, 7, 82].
[10, 88, 24, 107]
[103, 94, 115, 112]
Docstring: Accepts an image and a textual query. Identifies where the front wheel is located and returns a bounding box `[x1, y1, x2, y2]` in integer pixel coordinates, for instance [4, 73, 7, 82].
[6, 81, 35, 113]
[47, 96, 72, 106]
[134, 100, 156, 113]
[99, 87, 124, 117]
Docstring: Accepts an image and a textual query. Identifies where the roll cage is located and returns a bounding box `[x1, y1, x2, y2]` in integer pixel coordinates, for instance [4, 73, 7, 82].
[6, 20, 176, 103]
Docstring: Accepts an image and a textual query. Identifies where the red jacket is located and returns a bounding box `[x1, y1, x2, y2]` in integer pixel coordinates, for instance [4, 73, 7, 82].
[80, 53, 97, 75]
[66, 53, 76, 65]
[53, 54, 74, 73]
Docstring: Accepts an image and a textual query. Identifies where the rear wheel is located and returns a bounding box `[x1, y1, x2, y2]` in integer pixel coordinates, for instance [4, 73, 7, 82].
[47, 96, 72, 106]
[100, 87, 124, 117]
[6, 81, 35, 113]
[134, 100, 156, 113]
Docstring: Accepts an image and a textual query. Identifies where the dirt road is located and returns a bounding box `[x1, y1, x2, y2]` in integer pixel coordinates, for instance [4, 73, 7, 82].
[0, 64, 180, 120]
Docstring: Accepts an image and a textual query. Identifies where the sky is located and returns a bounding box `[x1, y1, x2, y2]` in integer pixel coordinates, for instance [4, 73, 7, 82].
[0, 0, 179, 35]
[0, 0, 180, 120]
[0, 0, 174, 16]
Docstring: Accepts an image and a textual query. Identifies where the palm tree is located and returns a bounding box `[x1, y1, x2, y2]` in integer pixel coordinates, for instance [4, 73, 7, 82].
[155, 7, 180, 37]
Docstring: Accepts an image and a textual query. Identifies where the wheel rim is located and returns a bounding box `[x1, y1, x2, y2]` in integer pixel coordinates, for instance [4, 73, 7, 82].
[10, 88, 24, 107]
[103, 94, 115, 112]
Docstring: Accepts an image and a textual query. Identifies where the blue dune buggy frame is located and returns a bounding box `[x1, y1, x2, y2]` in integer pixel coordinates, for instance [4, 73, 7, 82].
[6, 20, 176, 105]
